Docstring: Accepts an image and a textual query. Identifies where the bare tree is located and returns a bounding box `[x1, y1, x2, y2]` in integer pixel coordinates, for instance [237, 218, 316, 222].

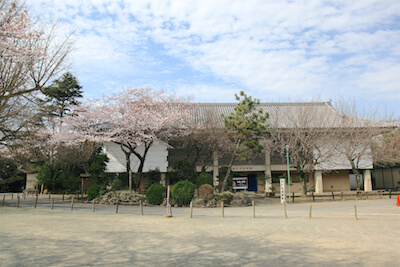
[332, 100, 395, 191]
[268, 101, 340, 195]
[373, 127, 400, 167]
[173, 105, 230, 173]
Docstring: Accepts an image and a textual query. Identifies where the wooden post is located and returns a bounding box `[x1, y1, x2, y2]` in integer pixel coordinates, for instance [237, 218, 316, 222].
[51, 198, 54, 210]
[34, 195, 38, 209]
[252, 200, 255, 218]
[140, 200, 143, 216]
[332, 192, 335, 200]
[283, 202, 288, 219]
[389, 189, 392, 199]
[116, 201, 119, 214]
[92, 200, 95, 212]
[62, 193, 65, 201]
[17, 196, 20, 207]
[2, 195, 5, 206]
[189, 201, 193, 218]
[221, 201, 224, 218]
[70, 198, 74, 211]
[292, 192, 295, 203]
[24, 193, 26, 200]
[354, 205, 358, 220]
[312, 192, 315, 201]
[309, 205, 312, 219]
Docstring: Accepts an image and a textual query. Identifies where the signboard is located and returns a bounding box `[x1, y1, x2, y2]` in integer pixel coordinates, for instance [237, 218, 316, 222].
[280, 178, 286, 203]
[233, 177, 248, 190]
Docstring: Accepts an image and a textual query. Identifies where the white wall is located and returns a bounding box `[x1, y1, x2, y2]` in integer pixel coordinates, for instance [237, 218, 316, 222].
[314, 144, 373, 171]
[104, 141, 169, 173]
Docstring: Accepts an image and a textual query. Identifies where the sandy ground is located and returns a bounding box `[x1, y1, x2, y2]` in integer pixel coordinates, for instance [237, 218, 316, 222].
[0, 196, 399, 267]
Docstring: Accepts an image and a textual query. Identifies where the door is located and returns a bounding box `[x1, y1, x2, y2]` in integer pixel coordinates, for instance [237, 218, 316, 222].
[248, 174, 258, 192]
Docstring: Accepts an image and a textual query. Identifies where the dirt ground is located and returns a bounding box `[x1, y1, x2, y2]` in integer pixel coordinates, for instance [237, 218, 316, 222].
[0, 196, 399, 266]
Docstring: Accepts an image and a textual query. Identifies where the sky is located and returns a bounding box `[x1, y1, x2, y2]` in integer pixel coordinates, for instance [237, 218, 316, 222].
[26, 0, 400, 117]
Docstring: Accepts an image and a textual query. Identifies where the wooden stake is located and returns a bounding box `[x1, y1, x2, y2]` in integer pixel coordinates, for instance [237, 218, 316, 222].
[17, 196, 20, 207]
[34, 195, 38, 209]
[189, 201, 193, 218]
[354, 205, 358, 220]
[283, 202, 288, 219]
[116, 201, 119, 214]
[92, 200, 95, 212]
[252, 201, 255, 218]
[221, 201, 224, 218]
[140, 200, 143, 216]
[70, 198, 74, 211]
[309, 205, 312, 219]
[2, 195, 5, 206]
[51, 198, 54, 210]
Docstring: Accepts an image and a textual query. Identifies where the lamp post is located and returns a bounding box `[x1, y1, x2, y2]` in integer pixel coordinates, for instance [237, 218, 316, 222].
[286, 145, 291, 203]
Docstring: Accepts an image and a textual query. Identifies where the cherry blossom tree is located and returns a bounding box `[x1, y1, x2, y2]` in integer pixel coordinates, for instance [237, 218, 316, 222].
[0, 0, 74, 148]
[68, 88, 191, 192]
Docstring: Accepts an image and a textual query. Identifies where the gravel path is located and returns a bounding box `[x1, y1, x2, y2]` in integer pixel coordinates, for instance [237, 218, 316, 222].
[1, 196, 399, 266]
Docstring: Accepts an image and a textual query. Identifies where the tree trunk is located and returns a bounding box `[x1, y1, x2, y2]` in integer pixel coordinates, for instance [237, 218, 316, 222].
[350, 160, 361, 191]
[121, 145, 132, 192]
[131, 141, 153, 192]
[220, 154, 235, 192]
[220, 139, 241, 192]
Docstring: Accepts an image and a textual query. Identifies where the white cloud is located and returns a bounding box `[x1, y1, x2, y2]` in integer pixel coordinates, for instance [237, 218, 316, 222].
[25, 0, 400, 116]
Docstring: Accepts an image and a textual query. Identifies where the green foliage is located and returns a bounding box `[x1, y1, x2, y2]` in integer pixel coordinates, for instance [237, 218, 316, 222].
[87, 184, 100, 200]
[0, 158, 25, 192]
[172, 181, 197, 206]
[111, 179, 124, 191]
[43, 72, 83, 118]
[37, 162, 81, 194]
[145, 183, 166, 205]
[223, 91, 270, 162]
[168, 160, 196, 184]
[196, 172, 213, 188]
[146, 168, 161, 189]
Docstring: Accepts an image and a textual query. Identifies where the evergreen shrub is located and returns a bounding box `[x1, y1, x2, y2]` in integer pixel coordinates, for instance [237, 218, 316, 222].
[172, 181, 196, 206]
[111, 179, 124, 191]
[87, 184, 100, 200]
[145, 183, 166, 205]
[196, 172, 213, 187]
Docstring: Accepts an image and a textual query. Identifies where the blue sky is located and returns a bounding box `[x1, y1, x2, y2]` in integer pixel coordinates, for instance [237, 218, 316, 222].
[26, 0, 400, 117]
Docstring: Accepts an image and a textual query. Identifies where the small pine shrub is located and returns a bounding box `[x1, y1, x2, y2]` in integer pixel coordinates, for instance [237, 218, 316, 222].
[111, 179, 124, 191]
[145, 183, 166, 205]
[196, 172, 213, 187]
[87, 184, 100, 200]
[198, 184, 214, 200]
[172, 181, 197, 206]
[215, 191, 234, 204]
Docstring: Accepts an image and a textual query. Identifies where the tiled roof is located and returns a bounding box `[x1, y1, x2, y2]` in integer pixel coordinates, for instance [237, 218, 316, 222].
[189, 102, 393, 129]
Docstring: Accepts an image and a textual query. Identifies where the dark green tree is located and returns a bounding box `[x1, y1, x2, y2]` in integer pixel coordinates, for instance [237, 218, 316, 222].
[42, 72, 83, 118]
[0, 158, 25, 192]
[220, 91, 270, 192]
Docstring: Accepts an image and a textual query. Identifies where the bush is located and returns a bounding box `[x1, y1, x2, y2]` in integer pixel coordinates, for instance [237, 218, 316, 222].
[196, 172, 213, 188]
[145, 183, 166, 205]
[198, 184, 214, 200]
[111, 179, 124, 191]
[172, 181, 196, 206]
[87, 184, 100, 200]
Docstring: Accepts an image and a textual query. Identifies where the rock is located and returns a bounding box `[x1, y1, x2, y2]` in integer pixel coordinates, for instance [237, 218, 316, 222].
[192, 197, 206, 207]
